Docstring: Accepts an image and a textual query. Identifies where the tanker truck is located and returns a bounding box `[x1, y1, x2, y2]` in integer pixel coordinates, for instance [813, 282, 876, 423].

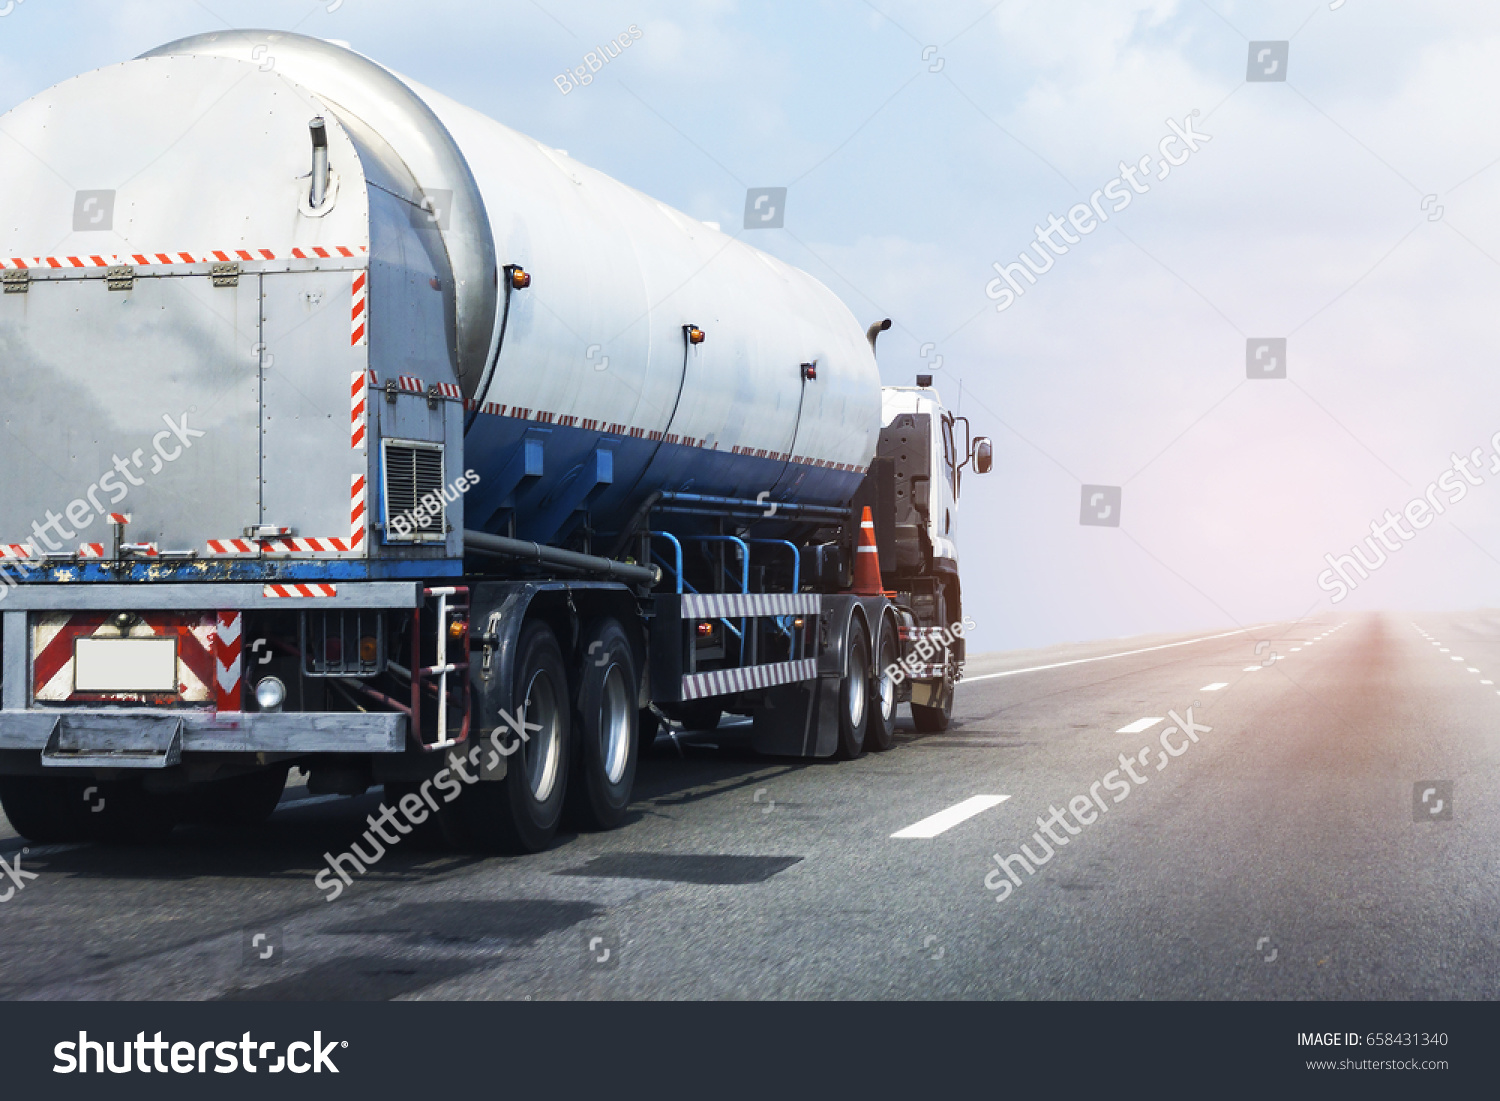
[0, 31, 991, 851]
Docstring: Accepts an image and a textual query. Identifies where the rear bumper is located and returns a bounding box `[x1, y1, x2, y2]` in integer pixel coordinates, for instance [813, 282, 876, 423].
[0, 580, 423, 612]
[0, 708, 406, 756]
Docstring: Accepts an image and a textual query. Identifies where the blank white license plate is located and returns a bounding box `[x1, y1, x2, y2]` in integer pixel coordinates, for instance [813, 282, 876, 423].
[73, 637, 179, 692]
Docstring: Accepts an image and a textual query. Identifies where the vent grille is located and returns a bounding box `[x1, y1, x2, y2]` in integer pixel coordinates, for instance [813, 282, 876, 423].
[383, 441, 445, 541]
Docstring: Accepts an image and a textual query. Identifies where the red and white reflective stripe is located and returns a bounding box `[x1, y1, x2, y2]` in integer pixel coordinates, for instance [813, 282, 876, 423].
[463, 399, 506, 416]
[0, 246, 366, 271]
[214, 611, 243, 713]
[205, 539, 259, 556]
[31, 612, 215, 702]
[260, 538, 354, 553]
[351, 369, 367, 449]
[106, 513, 130, 525]
[351, 270, 367, 346]
[77, 544, 105, 558]
[901, 664, 950, 679]
[263, 583, 338, 598]
[122, 543, 159, 557]
[0, 544, 34, 560]
[293, 246, 362, 260]
[395, 375, 461, 400]
[350, 474, 366, 548]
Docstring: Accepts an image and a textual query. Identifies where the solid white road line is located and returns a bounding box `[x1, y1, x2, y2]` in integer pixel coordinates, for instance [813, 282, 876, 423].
[1242, 666, 1262, 672]
[1200, 682, 1229, 691]
[962, 627, 1265, 683]
[1116, 716, 1164, 734]
[891, 794, 1010, 839]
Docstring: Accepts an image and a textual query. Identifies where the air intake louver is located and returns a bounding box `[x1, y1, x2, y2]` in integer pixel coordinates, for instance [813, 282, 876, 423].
[383, 441, 445, 541]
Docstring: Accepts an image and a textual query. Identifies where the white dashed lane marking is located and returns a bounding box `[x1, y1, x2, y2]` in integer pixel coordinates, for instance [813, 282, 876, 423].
[891, 795, 1010, 839]
[1116, 717, 1164, 734]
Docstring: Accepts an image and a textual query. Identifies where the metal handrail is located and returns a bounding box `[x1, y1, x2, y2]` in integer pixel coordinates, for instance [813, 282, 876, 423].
[745, 538, 800, 592]
[649, 531, 684, 594]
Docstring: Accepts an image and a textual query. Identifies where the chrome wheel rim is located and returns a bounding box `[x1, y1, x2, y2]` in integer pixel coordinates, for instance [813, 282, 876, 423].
[847, 649, 867, 729]
[521, 667, 562, 801]
[598, 661, 632, 785]
[878, 648, 897, 721]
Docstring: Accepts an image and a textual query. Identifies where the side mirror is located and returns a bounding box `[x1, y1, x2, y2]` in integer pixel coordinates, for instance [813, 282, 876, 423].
[973, 437, 993, 474]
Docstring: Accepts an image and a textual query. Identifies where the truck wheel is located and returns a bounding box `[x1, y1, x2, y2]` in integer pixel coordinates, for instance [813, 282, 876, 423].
[92, 781, 180, 844]
[836, 628, 870, 758]
[187, 766, 289, 826]
[566, 618, 638, 830]
[456, 620, 571, 853]
[911, 684, 953, 733]
[0, 776, 97, 843]
[866, 625, 900, 751]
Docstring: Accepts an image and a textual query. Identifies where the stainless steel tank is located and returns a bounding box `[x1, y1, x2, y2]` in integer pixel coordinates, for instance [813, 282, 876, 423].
[0, 31, 881, 556]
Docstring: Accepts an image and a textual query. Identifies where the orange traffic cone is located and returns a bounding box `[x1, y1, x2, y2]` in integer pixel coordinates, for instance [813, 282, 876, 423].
[852, 505, 884, 595]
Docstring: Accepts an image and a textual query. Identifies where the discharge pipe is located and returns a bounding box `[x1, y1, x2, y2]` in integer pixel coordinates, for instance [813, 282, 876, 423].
[464, 529, 659, 587]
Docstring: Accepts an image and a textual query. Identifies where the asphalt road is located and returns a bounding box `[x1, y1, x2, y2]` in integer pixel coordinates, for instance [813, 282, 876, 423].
[2, 610, 1497, 1000]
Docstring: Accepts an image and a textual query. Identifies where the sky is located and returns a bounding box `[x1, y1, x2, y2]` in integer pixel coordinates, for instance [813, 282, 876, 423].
[3, 0, 1499, 653]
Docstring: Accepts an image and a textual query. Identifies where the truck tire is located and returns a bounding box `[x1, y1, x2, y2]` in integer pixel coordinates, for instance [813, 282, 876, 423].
[187, 766, 289, 826]
[455, 620, 571, 853]
[92, 780, 180, 844]
[911, 676, 953, 732]
[911, 697, 952, 732]
[566, 618, 638, 831]
[836, 628, 870, 758]
[867, 625, 900, 751]
[0, 776, 97, 843]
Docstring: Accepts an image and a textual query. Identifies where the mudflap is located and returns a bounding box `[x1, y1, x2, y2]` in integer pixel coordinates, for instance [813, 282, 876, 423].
[750, 674, 843, 758]
[910, 674, 954, 712]
[751, 592, 890, 758]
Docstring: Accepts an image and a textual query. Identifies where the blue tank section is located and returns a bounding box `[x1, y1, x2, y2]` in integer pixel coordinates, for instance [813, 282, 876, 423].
[462, 411, 864, 547]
